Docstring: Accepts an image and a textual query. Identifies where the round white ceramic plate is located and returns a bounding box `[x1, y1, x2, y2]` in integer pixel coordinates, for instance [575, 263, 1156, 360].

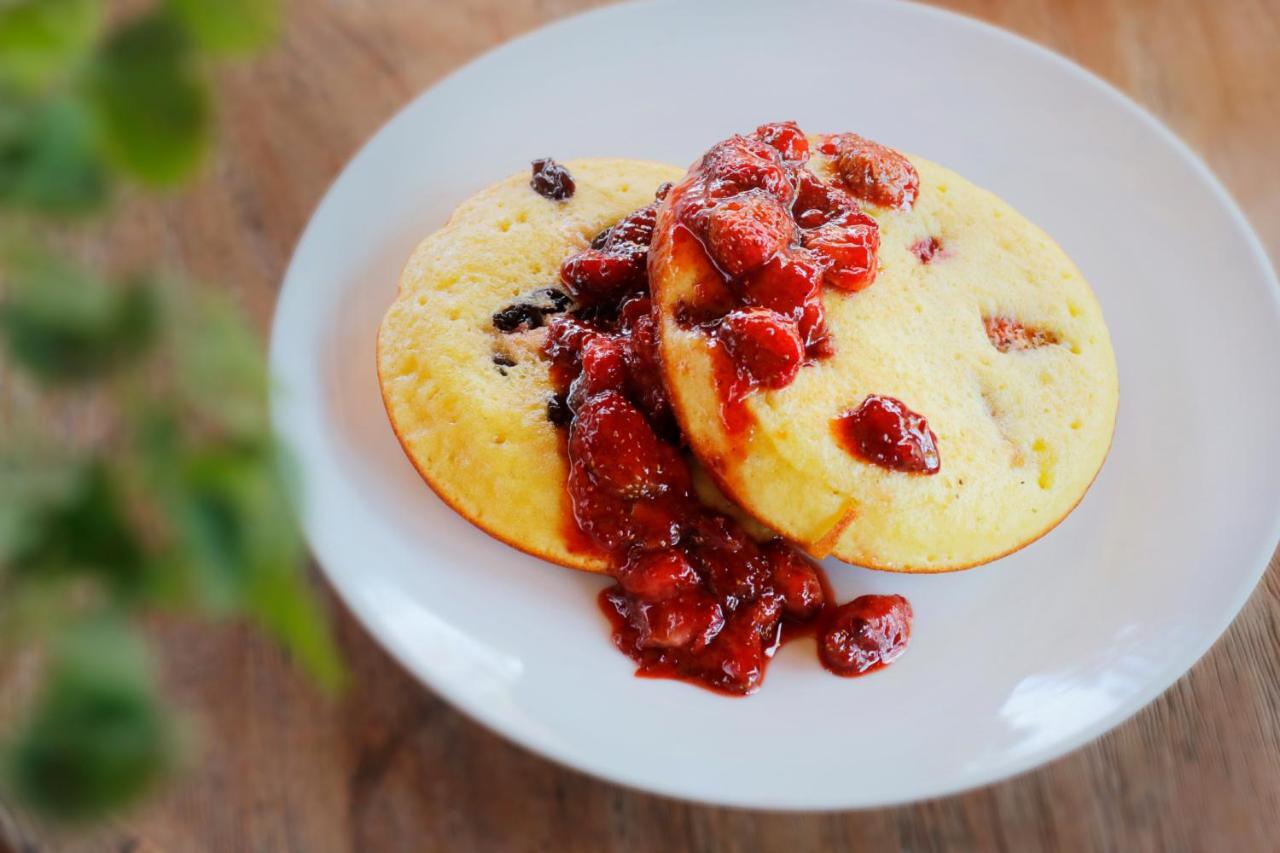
[269, 0, 1280, 809]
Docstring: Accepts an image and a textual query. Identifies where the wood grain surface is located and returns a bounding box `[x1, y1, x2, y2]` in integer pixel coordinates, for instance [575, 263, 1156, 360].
[13, 0, 1280, 850]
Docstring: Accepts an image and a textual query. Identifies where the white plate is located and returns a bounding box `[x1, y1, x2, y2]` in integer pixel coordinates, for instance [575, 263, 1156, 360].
[269, 0, 1280, 809]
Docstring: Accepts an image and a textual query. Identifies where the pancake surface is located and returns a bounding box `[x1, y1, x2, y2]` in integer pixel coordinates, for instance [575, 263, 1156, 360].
[651, 134, 1118, 572]
[378, 158, 684, 571]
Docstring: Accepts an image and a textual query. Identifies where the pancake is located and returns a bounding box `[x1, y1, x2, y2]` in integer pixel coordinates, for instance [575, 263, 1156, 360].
[378, 158, 685, 572]
[650, 128, 1118, 572]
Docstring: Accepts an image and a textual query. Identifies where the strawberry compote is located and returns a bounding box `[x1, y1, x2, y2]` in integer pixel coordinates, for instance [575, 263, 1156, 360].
[661, 124, 943, 481]
[539, 172, 913, 695]
[663, 123, 916, 433]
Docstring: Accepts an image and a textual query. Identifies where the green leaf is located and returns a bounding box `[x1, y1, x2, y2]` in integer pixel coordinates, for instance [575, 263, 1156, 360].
[0, 95, 110, 215]
[0, 0, 102, 90]
[172, 445, 259, 608]
[166, 0, 279, 55]
[0, 252, 157, 382]
[85, 13, 210, 186]
[3, 619, 174, 820]
[159, 438, 342, 690]
[116, 288, 345, 689]
[4, 460, 150, 595]
[246, 553, 345, 694]
[170, 290, 271, 435]
[0, 449, 76, 567]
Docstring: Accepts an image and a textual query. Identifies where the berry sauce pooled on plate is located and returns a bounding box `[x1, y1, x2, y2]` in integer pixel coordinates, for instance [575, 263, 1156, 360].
[488, 138, 921, 694]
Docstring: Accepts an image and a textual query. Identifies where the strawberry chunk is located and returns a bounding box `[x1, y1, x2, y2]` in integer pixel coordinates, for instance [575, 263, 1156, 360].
[567, 335, 628, 411]
[617, 549, 701, 601]
[911, 236, 943, 264]
[628, 591, 725, 651]
[742, 250, 824, 321]
[717, 308, 805, 390]
[705, 192, 795, 277]
[984, 316, 1059, 352]
[569, 391, 688, 498]
[803, 221, 879, 291]
[819, 595, 913, 675]
[827, 132, 920, 210]
[559, 246, 645, 303]
[833, 394, 940, 474]
[702, 136, 792, 203]
[791, 169, 866, 229]
[761, 540, 826, 619]
[753, 121, 810, 164]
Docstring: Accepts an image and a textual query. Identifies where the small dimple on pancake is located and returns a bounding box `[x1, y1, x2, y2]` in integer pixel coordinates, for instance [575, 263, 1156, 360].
[651, 145, 1118, 572]
[377, 159, 685, 572]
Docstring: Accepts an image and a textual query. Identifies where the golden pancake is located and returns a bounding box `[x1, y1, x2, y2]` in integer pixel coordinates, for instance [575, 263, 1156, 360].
[650, 130, 1118, 572]
[378, 158, 685, 571]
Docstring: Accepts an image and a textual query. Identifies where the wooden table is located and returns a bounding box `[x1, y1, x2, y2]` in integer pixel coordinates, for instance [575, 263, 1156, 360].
[25, 0, 1280, 849]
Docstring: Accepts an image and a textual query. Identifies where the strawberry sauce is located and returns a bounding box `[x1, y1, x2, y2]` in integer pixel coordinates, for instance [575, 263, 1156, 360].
[527, 140, 918, 694]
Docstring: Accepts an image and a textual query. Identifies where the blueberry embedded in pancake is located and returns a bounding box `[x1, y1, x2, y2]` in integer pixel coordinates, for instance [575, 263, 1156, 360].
[649, 124, 1118, 572]
[377, 158, 685, 571]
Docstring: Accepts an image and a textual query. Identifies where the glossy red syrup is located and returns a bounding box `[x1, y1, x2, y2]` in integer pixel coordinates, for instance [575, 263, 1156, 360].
[539, 177, 913, 695]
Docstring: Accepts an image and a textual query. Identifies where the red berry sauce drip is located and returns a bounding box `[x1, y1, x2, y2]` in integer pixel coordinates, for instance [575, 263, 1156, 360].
[545, 183, 912, 695]
[666, 123, 905, 435]
[833, 394, 941, 475]
[983, 316, 1060, 352]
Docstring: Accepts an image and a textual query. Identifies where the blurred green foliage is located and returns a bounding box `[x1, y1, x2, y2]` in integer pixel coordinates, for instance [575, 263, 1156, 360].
[0, 0, 340, 827]
[0, 251, 155, 382]
[0, 96, 108, 214]
[5, 621, 173, 821]
[0, 0, 100, 91]
[88, 14, 211, 186]
[166, 0, 280, 55]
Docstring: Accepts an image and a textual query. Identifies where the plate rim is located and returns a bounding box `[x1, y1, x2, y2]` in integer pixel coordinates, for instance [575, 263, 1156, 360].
[268, 0, 1280, 810]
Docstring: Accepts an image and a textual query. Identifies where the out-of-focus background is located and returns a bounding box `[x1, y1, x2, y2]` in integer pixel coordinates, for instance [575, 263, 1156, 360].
[0, 0, 1276, 850]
